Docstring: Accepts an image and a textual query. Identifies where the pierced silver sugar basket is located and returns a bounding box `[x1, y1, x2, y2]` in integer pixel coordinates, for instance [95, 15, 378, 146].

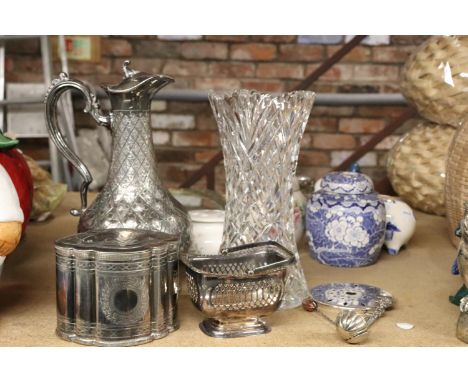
[183, 241, 295, 338]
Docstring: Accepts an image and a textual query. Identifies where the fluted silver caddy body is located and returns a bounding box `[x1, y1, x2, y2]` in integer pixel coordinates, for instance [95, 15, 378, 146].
[55, 229, 180, 346]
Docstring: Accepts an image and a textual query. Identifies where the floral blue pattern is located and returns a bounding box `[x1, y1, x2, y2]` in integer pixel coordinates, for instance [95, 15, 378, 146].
[306, 172, 386, 267]
[385, 222, 400, 241]
[320, 171, 373, 194]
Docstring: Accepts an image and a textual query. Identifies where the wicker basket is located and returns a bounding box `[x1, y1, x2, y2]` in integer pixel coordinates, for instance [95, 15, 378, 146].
[387, 119, 456, 216]
[401, 35, 468, 128]
[446, 120, 468, 246]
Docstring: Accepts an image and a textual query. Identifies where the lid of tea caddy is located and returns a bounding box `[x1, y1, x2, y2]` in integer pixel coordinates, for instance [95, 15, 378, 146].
[320, 171, 374, 195]
[55, 228, 178, 256]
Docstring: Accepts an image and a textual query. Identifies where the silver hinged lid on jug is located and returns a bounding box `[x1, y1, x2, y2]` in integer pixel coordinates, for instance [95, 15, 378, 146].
[55, 229, 180, 346]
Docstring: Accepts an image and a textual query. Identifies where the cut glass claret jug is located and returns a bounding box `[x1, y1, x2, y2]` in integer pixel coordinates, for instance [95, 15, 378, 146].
[209, 89, 315, 309]
[45, 60, 190, 247]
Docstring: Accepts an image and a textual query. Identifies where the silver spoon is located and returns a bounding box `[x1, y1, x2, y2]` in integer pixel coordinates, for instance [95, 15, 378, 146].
[335, 295, 393, 344]
[303, 295, 393, 344]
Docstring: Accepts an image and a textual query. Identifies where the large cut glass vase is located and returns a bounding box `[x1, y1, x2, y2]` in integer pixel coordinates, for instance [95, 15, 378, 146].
[209, 89, 315, 309]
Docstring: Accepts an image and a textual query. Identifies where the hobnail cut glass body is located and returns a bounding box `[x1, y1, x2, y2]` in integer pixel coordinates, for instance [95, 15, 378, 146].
[78, 111, 190, 248]
[209, 89, 315, 309]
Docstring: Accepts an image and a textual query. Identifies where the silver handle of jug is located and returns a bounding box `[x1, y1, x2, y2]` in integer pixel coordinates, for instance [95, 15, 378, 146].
[44, 72, 111, 217]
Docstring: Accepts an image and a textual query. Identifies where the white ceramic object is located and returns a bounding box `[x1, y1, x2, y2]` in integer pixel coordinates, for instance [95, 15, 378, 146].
[0, 256, 5, 279]
[381, 196, 416, 255]
[293, 206, 303, 243]
[188, 209, 225, 255]
[314, 178, 323, 192]
[293, 178, 307, 243]
[396, 322, 414, 330]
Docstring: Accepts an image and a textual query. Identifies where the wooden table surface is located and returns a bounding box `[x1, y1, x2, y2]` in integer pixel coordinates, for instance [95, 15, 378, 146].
[0, 192, 466, 346]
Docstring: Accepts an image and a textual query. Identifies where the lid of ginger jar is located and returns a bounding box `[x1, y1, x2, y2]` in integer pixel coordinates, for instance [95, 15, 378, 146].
[320, 171, 374, 195]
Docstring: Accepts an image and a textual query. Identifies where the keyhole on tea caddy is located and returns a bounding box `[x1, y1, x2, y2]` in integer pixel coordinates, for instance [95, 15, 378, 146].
[114, 289, 138, 312]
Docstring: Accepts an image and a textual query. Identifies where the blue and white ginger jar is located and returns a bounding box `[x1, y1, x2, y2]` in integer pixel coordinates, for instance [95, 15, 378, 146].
[306, 172, 386, 267]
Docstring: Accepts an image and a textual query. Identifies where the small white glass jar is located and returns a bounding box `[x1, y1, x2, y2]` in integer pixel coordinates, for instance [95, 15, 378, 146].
[189, 209, 225, 255]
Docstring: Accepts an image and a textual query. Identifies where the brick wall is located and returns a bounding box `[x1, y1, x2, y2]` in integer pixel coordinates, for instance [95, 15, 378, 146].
[4, 35, 428, 192]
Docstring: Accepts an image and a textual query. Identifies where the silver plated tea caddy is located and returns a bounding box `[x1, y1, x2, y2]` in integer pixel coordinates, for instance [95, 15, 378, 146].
[55, 229, 179, 346]
[45, 61, 189, 247]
